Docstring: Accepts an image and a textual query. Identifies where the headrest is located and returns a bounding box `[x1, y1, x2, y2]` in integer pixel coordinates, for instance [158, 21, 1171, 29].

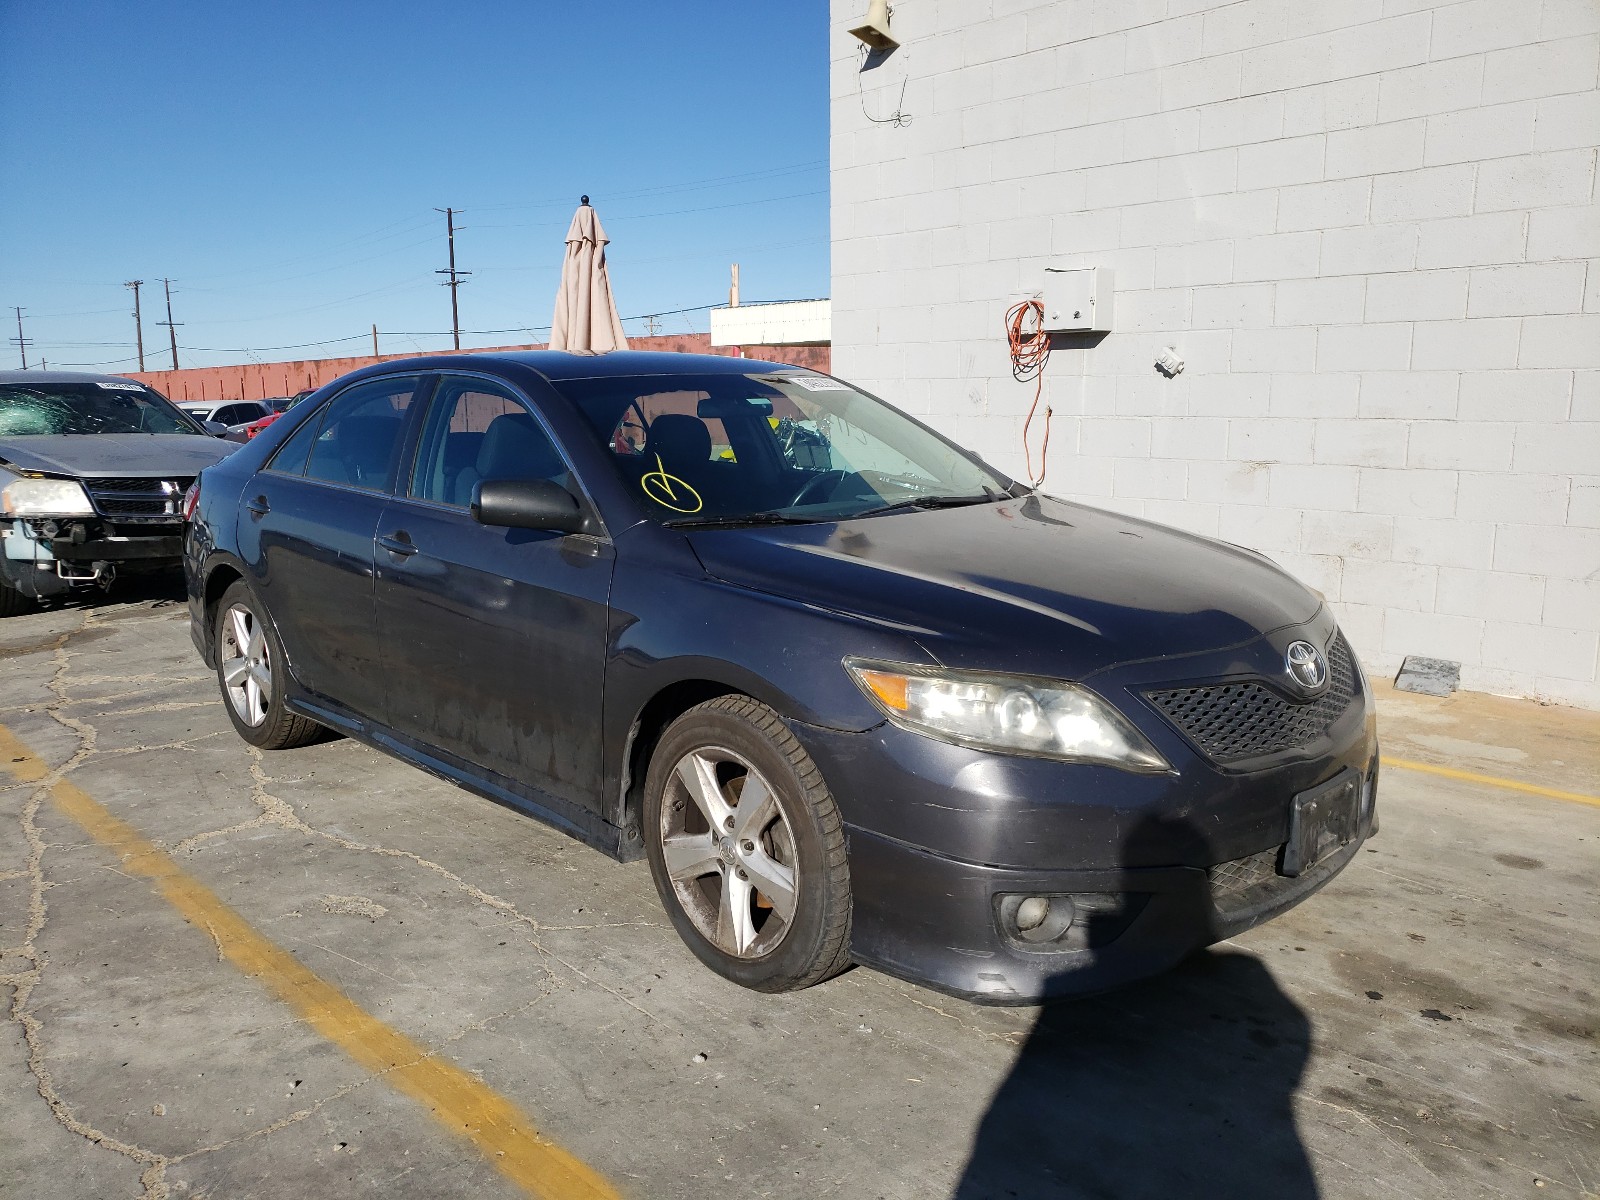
[477, 412, 564, 480]
[645, 414, 712, 464]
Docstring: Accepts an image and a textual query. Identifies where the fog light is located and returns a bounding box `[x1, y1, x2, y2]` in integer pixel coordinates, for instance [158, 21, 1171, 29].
[997, 893, 1078, 945]
[1015, 895, 1050, 931]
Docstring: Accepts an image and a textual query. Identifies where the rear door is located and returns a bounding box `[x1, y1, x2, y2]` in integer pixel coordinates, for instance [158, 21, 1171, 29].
[236, 373, 428, 725]
[372, 373, 614, 817]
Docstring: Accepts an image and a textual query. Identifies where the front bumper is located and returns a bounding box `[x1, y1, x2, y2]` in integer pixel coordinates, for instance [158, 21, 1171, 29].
[792, 662, 1378, 1004]
[841, 819, 1371, 1004]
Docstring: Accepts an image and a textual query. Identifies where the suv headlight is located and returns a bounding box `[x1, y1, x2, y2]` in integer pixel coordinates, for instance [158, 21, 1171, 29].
[844, 658, 1171, 772]
[1, 477, 95, 517]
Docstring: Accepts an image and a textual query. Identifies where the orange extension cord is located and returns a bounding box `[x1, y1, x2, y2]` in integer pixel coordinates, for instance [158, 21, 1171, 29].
[1005, 298, 1052, 487]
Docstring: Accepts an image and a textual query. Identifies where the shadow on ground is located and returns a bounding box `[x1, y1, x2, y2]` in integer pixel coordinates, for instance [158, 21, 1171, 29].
[954, 816, 1318, 1200]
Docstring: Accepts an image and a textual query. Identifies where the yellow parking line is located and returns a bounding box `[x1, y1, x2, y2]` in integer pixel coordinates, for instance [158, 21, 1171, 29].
[0, 723, 618, 1200]
[1382, 754, 1600, 809]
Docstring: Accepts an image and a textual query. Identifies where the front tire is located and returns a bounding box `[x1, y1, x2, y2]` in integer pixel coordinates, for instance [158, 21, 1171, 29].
[213, 581, 323, 749]
[0, 570, 29, 618]
[643, 695, 852, 993]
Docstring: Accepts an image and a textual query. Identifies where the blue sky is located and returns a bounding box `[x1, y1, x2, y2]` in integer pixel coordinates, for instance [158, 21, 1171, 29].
[0, 1, 829, 370]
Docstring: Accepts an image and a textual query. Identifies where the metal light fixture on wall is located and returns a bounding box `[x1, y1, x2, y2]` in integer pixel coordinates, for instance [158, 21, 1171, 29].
[849, 0, 898, 49]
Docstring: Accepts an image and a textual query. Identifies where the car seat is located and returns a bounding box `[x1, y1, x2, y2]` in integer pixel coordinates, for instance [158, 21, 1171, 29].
[453, 412, 566, 506]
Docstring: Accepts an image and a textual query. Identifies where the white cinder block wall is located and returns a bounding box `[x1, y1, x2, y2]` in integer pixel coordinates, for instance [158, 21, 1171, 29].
[830, 0, 1600, 707]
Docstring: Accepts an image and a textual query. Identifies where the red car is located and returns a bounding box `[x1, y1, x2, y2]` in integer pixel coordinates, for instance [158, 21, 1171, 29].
[242, 389, 315, 439]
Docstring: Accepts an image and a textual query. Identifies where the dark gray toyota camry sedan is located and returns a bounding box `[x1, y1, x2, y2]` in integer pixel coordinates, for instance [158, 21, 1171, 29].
[185, 351, 1377, 1004]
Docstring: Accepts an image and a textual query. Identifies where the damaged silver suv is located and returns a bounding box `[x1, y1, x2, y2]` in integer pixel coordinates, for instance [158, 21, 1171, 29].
[0, 370, 238, 615]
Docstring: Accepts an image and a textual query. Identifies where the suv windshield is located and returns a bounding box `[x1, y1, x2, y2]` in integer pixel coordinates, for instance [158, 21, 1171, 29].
[0, 381, 204, 437]
[555, 370, 1018, 525]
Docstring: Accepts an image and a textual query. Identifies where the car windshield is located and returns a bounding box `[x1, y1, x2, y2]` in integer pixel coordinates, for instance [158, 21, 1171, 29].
[0, 381, 204, 437]
[555, 370, 1018, 525]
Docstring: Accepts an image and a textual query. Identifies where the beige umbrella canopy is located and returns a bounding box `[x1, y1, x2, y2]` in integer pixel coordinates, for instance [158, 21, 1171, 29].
[548, 196, 628, 353]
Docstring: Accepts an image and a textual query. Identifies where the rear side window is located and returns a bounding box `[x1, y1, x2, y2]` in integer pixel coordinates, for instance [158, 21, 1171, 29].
[300, 376, 421, 491]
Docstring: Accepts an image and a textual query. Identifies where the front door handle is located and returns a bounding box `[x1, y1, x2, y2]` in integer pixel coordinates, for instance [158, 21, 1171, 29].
[378, 531, 418, 557]
[245, 495, 269, 517]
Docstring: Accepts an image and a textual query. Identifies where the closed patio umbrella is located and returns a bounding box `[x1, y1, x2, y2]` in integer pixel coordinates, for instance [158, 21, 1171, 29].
[548, 196, 628, 353]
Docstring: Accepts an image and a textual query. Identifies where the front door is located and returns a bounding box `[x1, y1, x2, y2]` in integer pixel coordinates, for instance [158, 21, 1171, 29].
[373, 374, 614, 822]
[237, 373, 426, 725]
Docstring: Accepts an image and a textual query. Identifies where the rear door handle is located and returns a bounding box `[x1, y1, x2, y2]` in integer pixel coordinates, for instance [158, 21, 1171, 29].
[245, 495, 269, 517]
[378, 531, 418, 557]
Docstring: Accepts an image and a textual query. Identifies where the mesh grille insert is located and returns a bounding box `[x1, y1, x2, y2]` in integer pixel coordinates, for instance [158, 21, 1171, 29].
[1208, 846, 1281, 900]
[1146, 634, 1356, 765]
[83, 476, 193, 521]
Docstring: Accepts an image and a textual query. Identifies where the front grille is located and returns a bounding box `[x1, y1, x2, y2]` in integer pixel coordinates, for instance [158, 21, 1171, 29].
[84, 476, 192, 522]
[1145, 633, 1357, 766]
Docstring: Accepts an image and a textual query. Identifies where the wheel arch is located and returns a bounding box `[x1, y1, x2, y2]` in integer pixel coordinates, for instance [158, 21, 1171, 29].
[198, 559, 246, 666]
[617, 678, 745, 853]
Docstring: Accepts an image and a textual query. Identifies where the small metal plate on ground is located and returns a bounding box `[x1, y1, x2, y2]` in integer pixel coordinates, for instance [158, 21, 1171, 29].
[1394, 655, 1460, 697]
[1283, 769, 1362, 877]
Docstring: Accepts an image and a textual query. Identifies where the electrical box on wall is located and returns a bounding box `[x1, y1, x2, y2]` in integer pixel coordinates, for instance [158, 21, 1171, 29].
[1042, 267, 1114, 333]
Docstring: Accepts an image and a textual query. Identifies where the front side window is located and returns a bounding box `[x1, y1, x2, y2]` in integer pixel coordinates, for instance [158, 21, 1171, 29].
[297, 375, 420, 491]
[409, 377, 568, 507]
[554, 371, 1014, 525]
[0, 380, 205, 437]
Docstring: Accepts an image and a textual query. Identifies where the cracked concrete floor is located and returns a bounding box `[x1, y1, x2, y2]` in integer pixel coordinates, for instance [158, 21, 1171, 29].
[1, 579, 1596, 1200]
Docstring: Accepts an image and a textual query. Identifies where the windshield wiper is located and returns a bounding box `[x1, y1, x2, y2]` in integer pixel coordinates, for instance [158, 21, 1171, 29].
[853, 492, 1001, 519]
[662, 512, 822, 529]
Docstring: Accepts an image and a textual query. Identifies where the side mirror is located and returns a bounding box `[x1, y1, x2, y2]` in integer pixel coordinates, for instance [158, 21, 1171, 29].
[471, 478, 588, 534]
[202, 420, 231, 437]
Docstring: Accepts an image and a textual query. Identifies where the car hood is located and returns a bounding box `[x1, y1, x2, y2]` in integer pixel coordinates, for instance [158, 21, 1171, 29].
[0, 434, 238, 478]
[686, 494, 1321, 680]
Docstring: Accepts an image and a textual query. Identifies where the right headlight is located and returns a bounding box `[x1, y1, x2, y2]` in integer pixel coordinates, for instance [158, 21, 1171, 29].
[844, 658, 1171, 773]
[1, 476, 95, 517]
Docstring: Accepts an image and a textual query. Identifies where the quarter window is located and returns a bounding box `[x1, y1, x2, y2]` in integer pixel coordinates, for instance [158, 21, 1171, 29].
[300, 376, 420, 491]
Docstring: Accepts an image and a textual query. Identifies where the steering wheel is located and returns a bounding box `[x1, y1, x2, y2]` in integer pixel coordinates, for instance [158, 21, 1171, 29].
[787, 469, 852, 508]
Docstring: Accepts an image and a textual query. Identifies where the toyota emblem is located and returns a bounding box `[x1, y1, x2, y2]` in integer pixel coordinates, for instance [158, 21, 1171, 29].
[1285, 641, 1328, 690]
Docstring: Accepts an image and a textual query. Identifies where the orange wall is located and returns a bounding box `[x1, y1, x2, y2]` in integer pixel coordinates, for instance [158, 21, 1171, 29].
[127, 335, 831, 402]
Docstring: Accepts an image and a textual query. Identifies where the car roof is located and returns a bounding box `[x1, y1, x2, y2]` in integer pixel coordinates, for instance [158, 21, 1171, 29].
[353, 350, 812, 384]
[0, 369, 147, 385]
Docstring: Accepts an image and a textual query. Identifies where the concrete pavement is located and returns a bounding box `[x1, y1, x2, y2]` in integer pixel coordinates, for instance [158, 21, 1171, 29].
[1, 580, 1596, 1199]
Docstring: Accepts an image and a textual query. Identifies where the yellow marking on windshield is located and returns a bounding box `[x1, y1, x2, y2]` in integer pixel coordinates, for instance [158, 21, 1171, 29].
[640, 453, 703, 513]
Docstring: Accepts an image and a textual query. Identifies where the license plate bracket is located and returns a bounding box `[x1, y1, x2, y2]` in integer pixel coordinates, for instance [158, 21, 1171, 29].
[1283, 769, 1362, 877]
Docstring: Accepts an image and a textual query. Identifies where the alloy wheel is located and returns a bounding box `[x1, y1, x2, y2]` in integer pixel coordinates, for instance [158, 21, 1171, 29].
[219, 602, 272, 727]
[659, 746, 799, 958]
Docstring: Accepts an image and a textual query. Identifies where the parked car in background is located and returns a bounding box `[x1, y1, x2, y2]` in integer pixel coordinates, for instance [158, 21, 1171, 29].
[240, 388, 317, 439]
[185, 351, 1377, 1004]
[1, 370, 238, 615]
[177, 400, 270, 440]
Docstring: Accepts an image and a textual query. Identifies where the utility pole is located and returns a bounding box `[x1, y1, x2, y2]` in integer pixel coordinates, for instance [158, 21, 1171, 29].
[125, 280, 145, 370]
[10, 307, 30, 369]
[729, 263, 740, 308]
[645, 314, 661, 336]
[434, 207, 470, 350]
[157, 278, 181, 370]
[372, 323, 379, 358]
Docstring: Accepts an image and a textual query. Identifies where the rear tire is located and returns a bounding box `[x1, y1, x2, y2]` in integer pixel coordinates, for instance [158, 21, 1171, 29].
[214, 580, 323, 749]
[643, 695, 852, 993]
